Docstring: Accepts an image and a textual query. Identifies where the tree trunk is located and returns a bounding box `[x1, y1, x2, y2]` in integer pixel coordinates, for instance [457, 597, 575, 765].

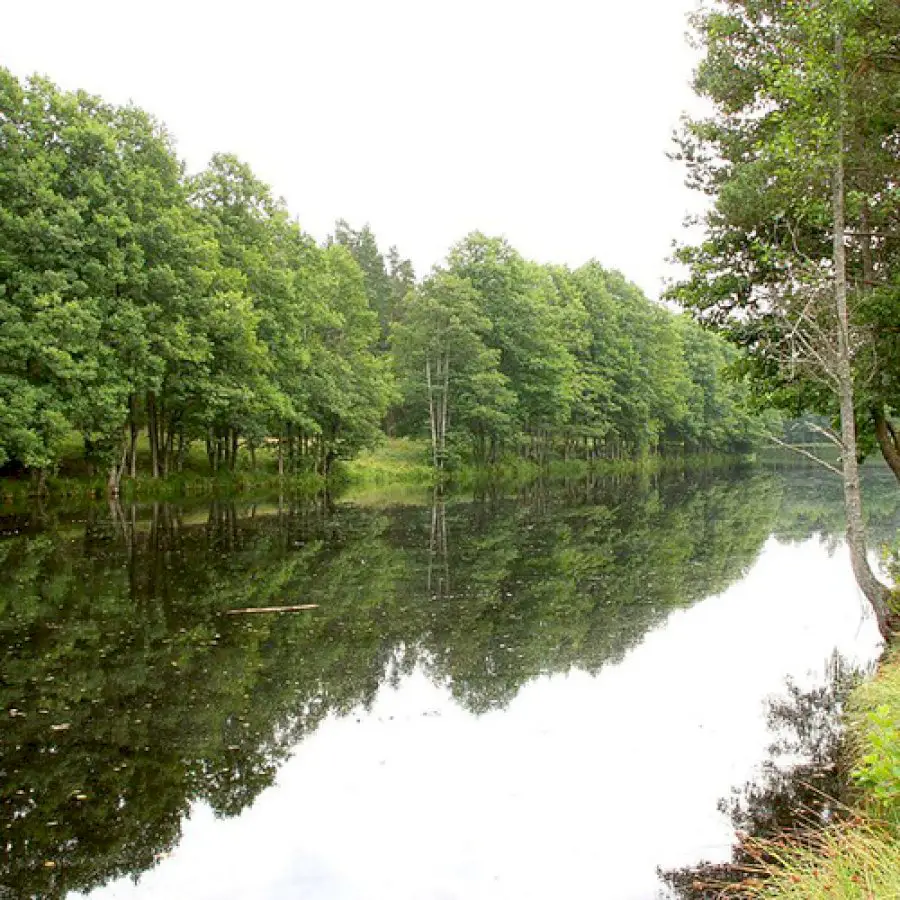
[163, 425, 174, 478]
[175, 432, 187, 472]
[831, 57, 895, 641]
[107, 439, 128, 498]
[128, 395, 138, 479]
[426, 357, 438, 470]
[440, 351, 450, 470]
[31, 468, 48, 497]
[107, 464, 120, 498]
[873, 407, 900, 483]
[230, 430, 239, 472]
[147, 392, 159, 479]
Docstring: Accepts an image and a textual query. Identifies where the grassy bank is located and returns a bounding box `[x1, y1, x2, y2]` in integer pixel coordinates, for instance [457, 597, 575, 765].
[1, 436, 755, 507]
[0, 470, 327, 510]
[743, 647, 900, 899]
[342, 438, 754, 488]
[340, 438, 435, 487]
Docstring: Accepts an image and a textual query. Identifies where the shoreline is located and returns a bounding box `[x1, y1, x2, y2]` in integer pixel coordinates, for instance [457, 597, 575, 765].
[670, 647, 900, 899]
[743, 646, 899, 899]
[0, 438, 756, 508]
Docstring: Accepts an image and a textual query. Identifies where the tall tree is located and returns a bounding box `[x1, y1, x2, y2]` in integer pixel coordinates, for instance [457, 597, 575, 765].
[670, 0, 900, 478]
[391, 272, 515, 467]
[330, 220, 414, 349]
[671, 0, 898, 638]
[445, 233, 577, 458]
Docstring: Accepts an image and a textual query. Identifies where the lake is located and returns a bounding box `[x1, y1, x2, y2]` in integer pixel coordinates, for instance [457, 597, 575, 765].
[1, 466, 895, 899]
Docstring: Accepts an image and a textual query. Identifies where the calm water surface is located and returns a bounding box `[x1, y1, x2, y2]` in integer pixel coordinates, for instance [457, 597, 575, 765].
[1, 468, 896, 899]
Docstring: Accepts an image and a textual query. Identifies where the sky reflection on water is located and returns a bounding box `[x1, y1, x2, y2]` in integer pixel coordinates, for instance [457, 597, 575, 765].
[77, 535, 881, 900]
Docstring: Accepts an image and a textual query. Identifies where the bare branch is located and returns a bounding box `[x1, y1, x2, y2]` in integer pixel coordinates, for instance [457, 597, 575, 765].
[766, 435, 843, 477]
[805, 422, 842, 448]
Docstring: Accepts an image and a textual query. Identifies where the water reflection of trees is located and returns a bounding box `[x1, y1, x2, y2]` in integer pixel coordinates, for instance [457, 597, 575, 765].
[0, 468, 893, 897]
[770, 464, 900, 548]
[661, 654, 866, 899]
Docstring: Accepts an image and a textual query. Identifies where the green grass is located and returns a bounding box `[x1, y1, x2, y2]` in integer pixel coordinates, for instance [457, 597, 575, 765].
[341, 437, 435, 486]
[0, 431, 325, 507]
[742, 820, 900, 899]
[848, 646, 900, 822]
[741, 648, 900, 899]
[0, 469, 326, 508]
[344, 439, 750, 491]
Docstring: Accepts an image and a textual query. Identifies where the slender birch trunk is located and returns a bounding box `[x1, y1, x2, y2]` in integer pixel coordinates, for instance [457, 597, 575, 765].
[832, 30, 894, 640]
[440, 351, 449, 470]
[147, 392, 159, 479]
[426, 357, 438, 470]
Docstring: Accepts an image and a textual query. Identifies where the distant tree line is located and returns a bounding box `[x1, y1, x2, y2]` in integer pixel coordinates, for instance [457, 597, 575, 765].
[391, 234, 761, 469]
[0, 69, 761, 493]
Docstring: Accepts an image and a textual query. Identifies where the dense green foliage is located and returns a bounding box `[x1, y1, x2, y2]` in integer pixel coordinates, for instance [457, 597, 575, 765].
[669, 0, 900, 474]
[0, 69, 760, 492]
[0, 71, 392, 488]
[392, 235, 761, 466]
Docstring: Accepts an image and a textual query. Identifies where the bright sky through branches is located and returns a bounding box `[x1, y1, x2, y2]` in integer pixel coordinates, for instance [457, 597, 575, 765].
[0, 0, 704, 298]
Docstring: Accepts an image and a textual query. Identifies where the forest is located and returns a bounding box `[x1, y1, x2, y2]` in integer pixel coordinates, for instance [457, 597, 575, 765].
[0, 68, 761, 495]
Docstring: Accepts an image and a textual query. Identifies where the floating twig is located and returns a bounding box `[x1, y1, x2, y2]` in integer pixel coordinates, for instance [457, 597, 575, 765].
[224, 604, 319, 615]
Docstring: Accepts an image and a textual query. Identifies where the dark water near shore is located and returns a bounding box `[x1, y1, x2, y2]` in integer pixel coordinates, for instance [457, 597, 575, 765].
[1, 467, 896, 899]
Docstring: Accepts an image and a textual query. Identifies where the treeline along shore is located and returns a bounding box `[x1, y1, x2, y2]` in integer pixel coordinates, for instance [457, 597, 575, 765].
[0, 69, 763, 497]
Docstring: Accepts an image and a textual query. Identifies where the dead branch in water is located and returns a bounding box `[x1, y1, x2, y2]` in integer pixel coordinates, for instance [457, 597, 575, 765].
[224, 604, 319, 615]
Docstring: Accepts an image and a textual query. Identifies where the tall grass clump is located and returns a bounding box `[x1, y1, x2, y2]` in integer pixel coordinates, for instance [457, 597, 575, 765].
[742, 648, 900, 900]
[741, 819, 899, 899]
[341, 437, 435, 486]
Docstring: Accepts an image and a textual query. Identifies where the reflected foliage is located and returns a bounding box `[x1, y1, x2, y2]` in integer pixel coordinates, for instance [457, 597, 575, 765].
[1, 469, 897, 897]
[770, 464, 900, 548]
[661, 654, 868, 899]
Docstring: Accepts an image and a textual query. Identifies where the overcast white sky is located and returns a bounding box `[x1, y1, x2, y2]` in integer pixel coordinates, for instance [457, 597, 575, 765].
[1, 0, 707, 298]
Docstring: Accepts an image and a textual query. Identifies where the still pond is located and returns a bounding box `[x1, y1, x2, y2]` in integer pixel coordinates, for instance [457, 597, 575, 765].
[1, 466, 895, 899]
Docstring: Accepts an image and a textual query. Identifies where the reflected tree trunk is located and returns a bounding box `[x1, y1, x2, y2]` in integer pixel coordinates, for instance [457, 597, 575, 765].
[427, 487, 450, 601]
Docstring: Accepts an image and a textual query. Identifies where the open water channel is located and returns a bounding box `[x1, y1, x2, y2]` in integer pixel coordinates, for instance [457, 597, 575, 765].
[1, 466, 896, 899]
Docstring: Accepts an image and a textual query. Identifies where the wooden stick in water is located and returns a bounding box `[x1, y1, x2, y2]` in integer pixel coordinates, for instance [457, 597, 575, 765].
[225, 604, 319, 615]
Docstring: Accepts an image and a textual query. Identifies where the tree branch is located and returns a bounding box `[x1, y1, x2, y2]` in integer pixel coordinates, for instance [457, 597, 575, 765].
[766, 435, 843, 477]
[805, 422, 843, 448]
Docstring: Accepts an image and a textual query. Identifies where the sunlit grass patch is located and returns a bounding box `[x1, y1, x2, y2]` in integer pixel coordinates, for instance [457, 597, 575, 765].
[342, 438, 434, 485]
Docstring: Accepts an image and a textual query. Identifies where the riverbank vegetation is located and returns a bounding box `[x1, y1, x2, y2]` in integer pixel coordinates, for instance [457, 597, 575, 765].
[663, 645, 900, 900]
[667, 1, 899, 888]
[0, 68, 765, 502]
[741, 649, 899, 900]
